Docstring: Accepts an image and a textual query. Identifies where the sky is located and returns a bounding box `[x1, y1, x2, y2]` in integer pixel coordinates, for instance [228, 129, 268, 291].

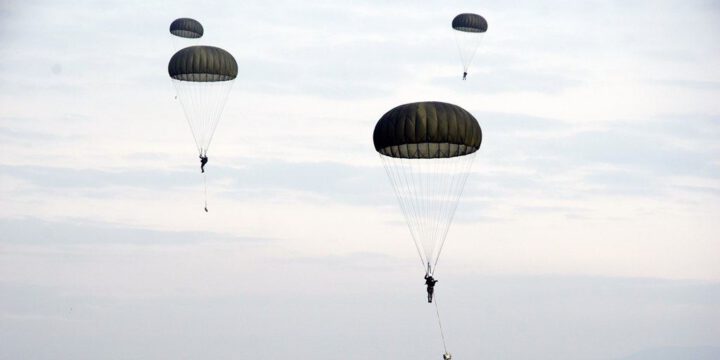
[1, 0, 719, 359]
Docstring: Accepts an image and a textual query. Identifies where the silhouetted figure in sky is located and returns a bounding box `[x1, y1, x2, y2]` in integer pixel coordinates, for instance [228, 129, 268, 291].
[463, 71, 467, 80]
[443, 353, 452, 360]
[200, 155, 208, 173]
[425, 274, 438, 303]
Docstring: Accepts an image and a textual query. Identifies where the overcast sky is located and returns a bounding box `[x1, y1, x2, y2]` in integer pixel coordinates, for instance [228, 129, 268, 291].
[1, 0, 719, 359]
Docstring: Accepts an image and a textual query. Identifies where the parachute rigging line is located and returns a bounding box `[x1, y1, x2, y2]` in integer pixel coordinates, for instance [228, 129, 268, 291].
[172, 80, 233, 155]
[453, 31, 484, 73]
[380, 152, 477, 276]
[380, 154, 427, 271]
[431, 152, 476, 275]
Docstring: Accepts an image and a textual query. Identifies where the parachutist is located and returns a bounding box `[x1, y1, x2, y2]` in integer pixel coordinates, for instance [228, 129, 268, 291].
[452, 13, 487, 76]
[443, 353, 452, 360]
[425, 274, 438, 303]
[200, 155, 208, 173]
[463, 72, 467, 80]
[204, 206, 208, 213]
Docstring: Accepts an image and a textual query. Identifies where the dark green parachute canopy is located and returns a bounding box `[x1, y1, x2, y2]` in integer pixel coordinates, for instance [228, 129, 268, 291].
[373, 102, 482, 159]
[452, 13, 488, 33]
[168, 46, 238, 82]
[170, 18, 204, 38]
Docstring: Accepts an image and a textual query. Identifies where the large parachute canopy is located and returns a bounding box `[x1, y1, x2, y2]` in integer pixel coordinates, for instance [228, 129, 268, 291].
[451, 13, 488, 74]
[374, 102, 482, 275]
[169, 46, 237, 156]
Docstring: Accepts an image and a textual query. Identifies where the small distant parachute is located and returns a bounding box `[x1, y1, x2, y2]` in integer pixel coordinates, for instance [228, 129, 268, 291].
[452, 13, 488, 78]
[169, 18, 204, 49]
[374, 101, 482, 275]
[170, 18, 204, 39]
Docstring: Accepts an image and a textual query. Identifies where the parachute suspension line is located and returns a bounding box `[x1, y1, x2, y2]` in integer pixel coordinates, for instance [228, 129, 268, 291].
[428, 153, 454, 274]
[454, 32, 468, 72]
[395, 153, 428, 269]
[203, 80, 234, 152]
[380, 150, 477, 276]
[406, 154, 426, 264]
[380, 154, 427, 270]
[442, 155, 476, 265]
[421, 151, 432, 266]
[173, 79, 234, 155]
[425, 155, 450, 275]
[399, 153, 432, 268]
[173, 80, 201, 153]
[413, 156, 438, 267]
[433, 152, 477, 273]
[434, 293, 449, 354]
[427, 156, 451, 272]
[435, 154, 469, 271]
[454, 31, 485, 73]
[427, 154, 473, 275]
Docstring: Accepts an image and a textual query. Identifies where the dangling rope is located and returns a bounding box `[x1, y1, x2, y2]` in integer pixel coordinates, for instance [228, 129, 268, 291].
[433, 293, 449, 354]
[203, 171, 208, 213]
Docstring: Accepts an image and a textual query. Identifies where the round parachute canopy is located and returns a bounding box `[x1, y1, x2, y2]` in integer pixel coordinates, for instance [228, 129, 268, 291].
[373, 102, 482, 159]
[452, 13, 488, 33]
[170, 18, 204, 39]
[374, 101, 481, 274]
[168, 46, 238, 82]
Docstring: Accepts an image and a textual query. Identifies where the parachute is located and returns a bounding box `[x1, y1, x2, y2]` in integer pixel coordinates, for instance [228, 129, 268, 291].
[374, 101, 482, 276]
[374, 102, 481, 357]
[170, 18, 204, 38]
[452, 13, 488, 78]
[169, 45, 237, 210]
[169, 18, 204, 49]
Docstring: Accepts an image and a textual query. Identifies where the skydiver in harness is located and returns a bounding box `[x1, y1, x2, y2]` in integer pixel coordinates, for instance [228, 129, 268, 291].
[199, 154, 208, 173]
[463, 71, 467, 80]
[443, 353, 452, 360]
[425, 274, 438, 303]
